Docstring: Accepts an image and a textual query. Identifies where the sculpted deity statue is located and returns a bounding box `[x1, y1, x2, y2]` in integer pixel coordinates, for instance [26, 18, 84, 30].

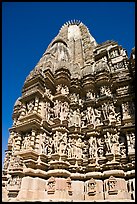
[118, 135, 127, 157]
[47, 176, 56, 194]
[67, 137, 74, 158]
[81, 110, 87, 127]
[120, 143, 126, 157]
[108, 103, 116, 124]
[89, 137, 97, 158]
[82, 140, 89, 160]
[97, 137, 104, 158]
[74, 109, 81, 127]
[104, 132, 112, 154]
[44, 102, 51, 121]
[79, 99, 84, 107]
[45, 88, 53, 100]
[69, 138, 77, 158]
[41, 133, 50, 155]
[102, 103, 109, 120]
[53, 100, 61, 118]
[58, 133, 67, 154]
[108, 176, 118, 194]
[27, 100, 35, 114]
[87, 107, 96, 127]
[122, 102, 130, 118]
[110, 132, 120, 155]
[68, 109, 81, 127]
[22, 132, 31, 150]
[129, 133, 135, 149]
[60, 101, 69, 121]
[52, 131, 61, 154]
[94, 108, 103, 127]
[75, 138, 83, 159]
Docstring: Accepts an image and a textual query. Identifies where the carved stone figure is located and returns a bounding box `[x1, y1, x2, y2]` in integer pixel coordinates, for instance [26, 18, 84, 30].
[52, 132, 60, 154]
[59, 133, 67, 154]
[81, 110, 87, 127]
[122, 102, 130, 118]
[94, 108, 103, 126]
[89, 137, 97, 158]
[68, 109, 81, 127]
[87, 107, 95, 127]
[75, 138, 83, 159]
[60, 101, 69, 121]
[102, 103, 109, 120]
[53, 100, 61, 118]
[119, 135, 127, 157]
[67, 137, 74, 158]
[26, 100, 35, 113]
[22, 132, 31, 150]
[108, 176, 118, 195]
[104, 132, 112, 154]
[45, 88, 53, 100]
[97, 137, 104, 158]
[44, 102, 51, 121]
[128, 133, 135, 150]
[66, 177, 73, 195]
[108, 103, 116, 124]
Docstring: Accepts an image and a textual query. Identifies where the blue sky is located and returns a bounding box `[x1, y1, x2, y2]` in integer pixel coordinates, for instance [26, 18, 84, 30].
[2, 2, 135, 165]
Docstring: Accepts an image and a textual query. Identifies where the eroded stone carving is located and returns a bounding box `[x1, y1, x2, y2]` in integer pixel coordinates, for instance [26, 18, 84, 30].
[26, 100, 35, 114]
[66, 177, 72, 195]
[108, 176, 118, 195]
[88, 178, 96, 196]
[47, 177, 56, 194]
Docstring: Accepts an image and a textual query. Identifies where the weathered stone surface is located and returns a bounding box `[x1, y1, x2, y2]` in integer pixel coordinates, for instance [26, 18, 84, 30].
[2, 20, 135, 202]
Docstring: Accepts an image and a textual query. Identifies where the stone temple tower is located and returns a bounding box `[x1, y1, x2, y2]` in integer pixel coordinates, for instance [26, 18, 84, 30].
[2, 20, 135, 202]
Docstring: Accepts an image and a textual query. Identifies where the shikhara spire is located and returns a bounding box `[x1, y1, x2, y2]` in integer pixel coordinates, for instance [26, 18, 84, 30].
[2, 21, 135, 202]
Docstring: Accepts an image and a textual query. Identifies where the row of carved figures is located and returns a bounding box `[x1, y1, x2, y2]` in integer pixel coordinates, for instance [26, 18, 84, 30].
[4, 131, 134, 170]
[40, 131, 130, 160]
[44, 83, 131, 101]
[5, 125, 135, 170]
[44, 85, 118, 100]
[15, 98, 134, 127]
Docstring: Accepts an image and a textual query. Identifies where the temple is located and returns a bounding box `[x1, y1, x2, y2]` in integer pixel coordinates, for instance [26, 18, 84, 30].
[2, 20, 135, 202]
